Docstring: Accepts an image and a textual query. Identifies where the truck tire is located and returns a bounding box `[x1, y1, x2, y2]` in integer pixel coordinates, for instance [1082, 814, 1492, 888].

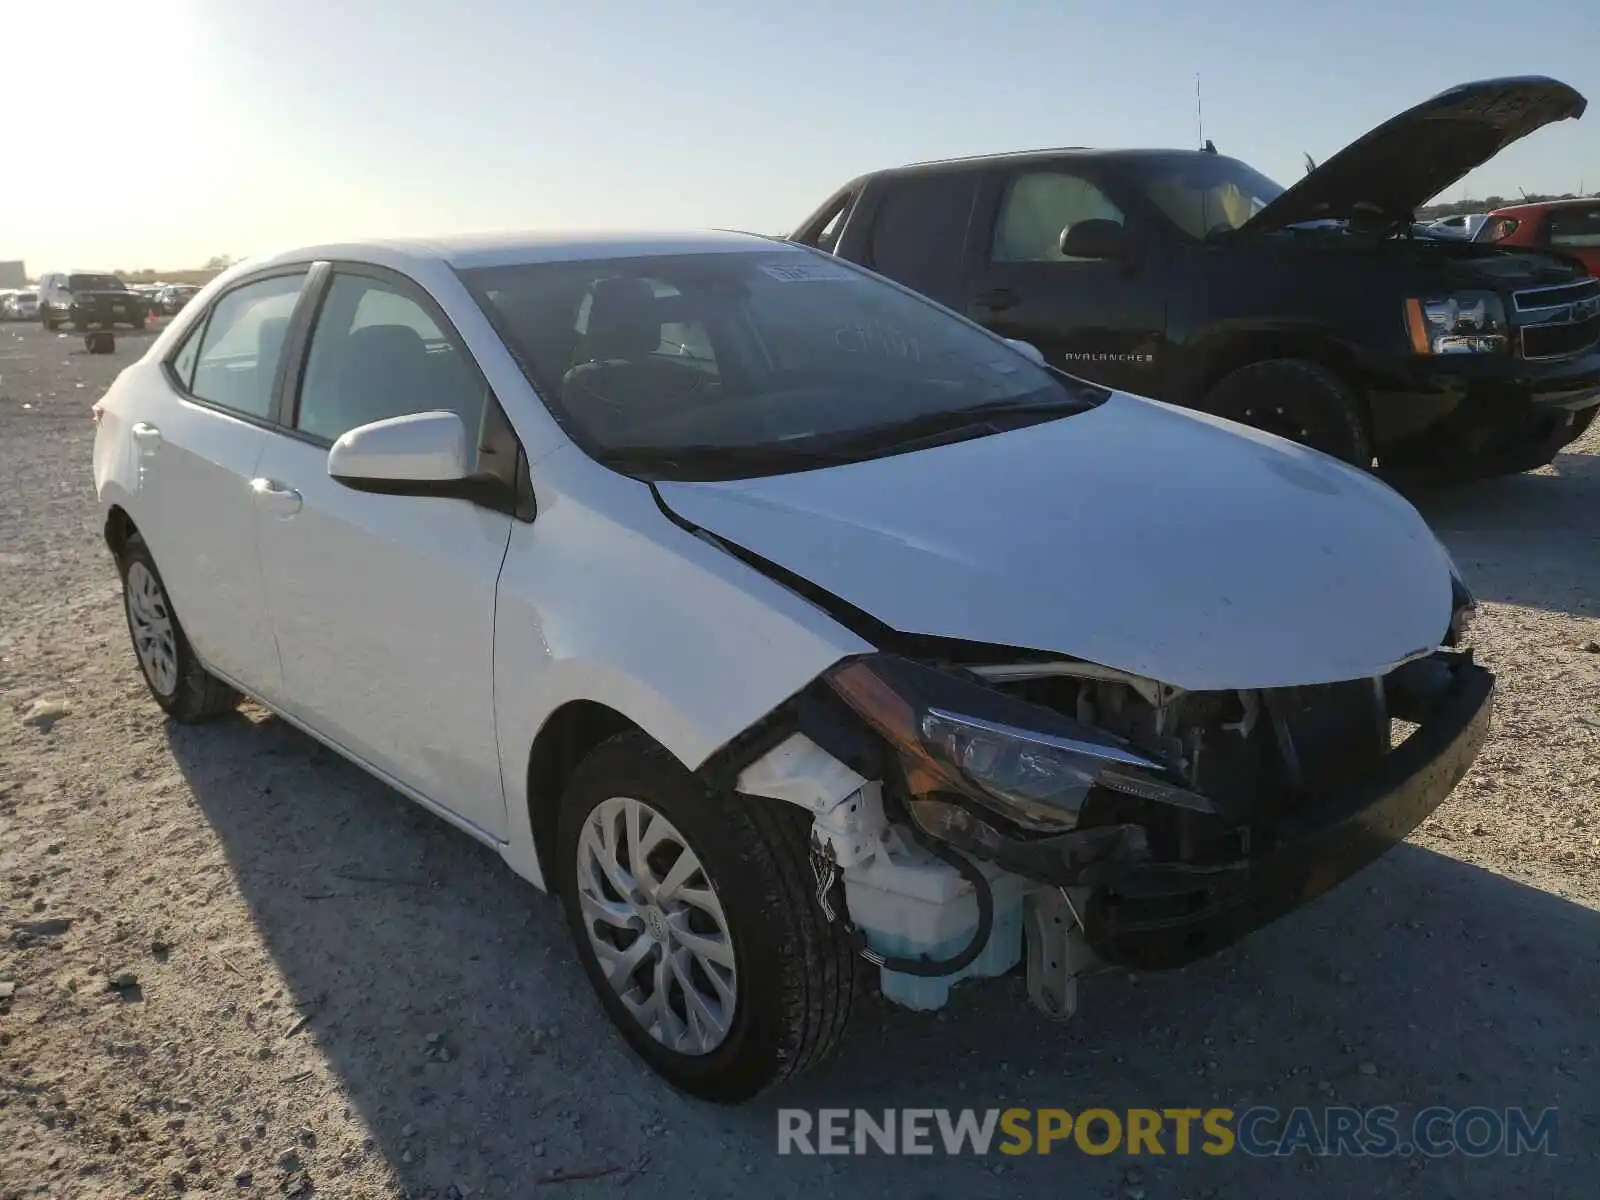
[554, 731, 858, 1103]
[1202, 359, 1372, 467]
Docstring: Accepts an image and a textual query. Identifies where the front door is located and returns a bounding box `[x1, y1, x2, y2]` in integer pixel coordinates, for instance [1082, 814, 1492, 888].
[252, 266, 514, 840]
[960, 167, 1167, 397]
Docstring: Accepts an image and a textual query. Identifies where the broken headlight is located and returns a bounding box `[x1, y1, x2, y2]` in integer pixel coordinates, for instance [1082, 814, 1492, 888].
[824, 654, 1210, 834]
[1404, 291, 1508, 355]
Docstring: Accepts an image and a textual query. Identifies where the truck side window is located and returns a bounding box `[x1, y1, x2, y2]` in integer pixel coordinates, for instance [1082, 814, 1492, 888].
[867, 173, 976, 292]
[1546, 206, 1600, 248]
[991, 172, 1126, 263]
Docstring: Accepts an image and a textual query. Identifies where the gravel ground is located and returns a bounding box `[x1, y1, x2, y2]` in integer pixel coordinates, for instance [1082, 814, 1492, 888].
[2, 318, 1597, 1199]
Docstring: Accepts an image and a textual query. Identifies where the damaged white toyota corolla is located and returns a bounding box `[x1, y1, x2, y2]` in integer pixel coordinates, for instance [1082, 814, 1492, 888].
[92, 230, 1491, 1103]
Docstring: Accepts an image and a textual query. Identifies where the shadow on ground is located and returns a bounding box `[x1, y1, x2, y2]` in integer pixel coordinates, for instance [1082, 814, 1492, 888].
[168, 712, 1600, 1200]
[1404, 447, 1600, 619]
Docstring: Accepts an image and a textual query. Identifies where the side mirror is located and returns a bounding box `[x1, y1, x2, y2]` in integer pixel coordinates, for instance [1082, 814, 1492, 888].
[328, 410, 469, 493]
[1059, 219, 1135, 262]
[1005, 338, 1046, 365]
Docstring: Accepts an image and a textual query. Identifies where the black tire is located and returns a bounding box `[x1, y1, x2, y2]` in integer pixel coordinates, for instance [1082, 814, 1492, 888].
[1202, 358, 1372, 467]
[117, 533, 240, 723]
[554, 731, 857, 1103]
[42, 315, 57, 332]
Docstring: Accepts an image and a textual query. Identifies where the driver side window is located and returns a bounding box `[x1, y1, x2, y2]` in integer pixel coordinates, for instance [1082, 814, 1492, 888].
[991, 171, 1126, 263]
[294, 273, 490, 457]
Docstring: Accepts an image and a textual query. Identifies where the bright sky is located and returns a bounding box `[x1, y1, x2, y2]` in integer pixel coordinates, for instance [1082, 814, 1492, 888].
[5, 0, 1597, 272]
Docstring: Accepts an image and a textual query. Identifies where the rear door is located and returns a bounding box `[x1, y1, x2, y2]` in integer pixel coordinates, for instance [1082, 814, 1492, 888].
[252, 264, 515, 840]
[855, 170, 978, 306]
[132, 268, 311, 698]
[957, 165, 1167, 396]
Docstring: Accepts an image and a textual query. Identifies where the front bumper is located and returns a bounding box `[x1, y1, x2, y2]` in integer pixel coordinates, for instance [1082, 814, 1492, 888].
[1368, 350, 1600, 473]
[1082, 657, 1494, 970]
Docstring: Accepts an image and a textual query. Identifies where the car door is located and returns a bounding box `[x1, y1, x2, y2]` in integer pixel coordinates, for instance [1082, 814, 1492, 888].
[252, 264, 515, 840]
[131, 268, 311, 698]
[959, 166, 1167, 396]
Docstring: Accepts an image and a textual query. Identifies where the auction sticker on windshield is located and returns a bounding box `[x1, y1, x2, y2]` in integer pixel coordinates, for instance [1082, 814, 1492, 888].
[759, 259, 857, 283]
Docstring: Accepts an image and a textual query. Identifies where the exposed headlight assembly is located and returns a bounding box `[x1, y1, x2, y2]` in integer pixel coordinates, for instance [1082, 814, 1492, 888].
[1404, 291, 1508, 355]
[824, 654, 1211, 836]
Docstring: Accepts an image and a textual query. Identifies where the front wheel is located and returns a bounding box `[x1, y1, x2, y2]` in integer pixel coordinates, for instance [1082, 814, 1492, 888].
[1203, 358, 1372, 467]
[118, 534, 240, 722]
[555, 732, 858, 1103]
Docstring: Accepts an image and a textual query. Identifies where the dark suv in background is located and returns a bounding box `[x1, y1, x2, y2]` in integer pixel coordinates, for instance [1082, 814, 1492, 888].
[794, 76, 1599, 481]
[38, 271, 147, 332]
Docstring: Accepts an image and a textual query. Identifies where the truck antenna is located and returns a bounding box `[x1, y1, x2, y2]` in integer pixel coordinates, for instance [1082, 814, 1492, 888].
[1195, 73, 1204, 148]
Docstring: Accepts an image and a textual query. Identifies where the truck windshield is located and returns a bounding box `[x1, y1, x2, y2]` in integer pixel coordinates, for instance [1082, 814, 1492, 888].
[1133, 156, 1286, 240]
[67, 274, 126, 292]
[460, 249, 1105, 480]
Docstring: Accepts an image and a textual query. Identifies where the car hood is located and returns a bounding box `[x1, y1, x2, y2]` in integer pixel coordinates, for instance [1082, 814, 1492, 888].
[655, 395, 1455, 692]
[1244, 76, 1586, 234]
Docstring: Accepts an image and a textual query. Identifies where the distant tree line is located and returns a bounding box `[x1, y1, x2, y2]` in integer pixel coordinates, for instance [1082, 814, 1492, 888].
[1418, 192, 1597, 220]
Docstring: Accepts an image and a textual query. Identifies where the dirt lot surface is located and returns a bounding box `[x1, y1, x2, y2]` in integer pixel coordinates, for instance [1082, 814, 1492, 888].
[2, 318, 1598, 1199]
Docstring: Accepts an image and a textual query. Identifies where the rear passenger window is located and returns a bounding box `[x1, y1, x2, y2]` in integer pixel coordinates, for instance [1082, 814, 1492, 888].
[294, 273, 489, 452]
[867, 173, 977, 294]
[189, 273, 308, 418]
[1547, 207, 1600, 248]
[991, 172, 1126, 263]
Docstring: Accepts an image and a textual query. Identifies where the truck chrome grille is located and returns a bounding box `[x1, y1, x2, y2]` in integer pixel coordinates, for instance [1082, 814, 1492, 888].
[1512, 277, 1600, 360]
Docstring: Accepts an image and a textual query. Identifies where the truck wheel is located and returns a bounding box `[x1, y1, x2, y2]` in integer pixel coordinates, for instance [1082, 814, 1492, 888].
[554, 731, 857, 1103]
[117, 533, 241, 722]
[1203, 359, 1372, 467]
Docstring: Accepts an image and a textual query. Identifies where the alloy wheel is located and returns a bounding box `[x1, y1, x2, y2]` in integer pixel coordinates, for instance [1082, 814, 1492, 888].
[574, 796, 738, 1056]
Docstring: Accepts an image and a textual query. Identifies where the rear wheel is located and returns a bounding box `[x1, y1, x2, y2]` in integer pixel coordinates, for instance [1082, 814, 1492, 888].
[1203, 358, 1372, 467]
[555, 731, 857, 1103]
[117, 534, 240, 722]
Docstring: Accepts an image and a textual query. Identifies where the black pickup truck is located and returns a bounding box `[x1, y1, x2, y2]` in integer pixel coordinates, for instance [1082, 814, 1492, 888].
[793, 76, 1600, 480]
[37, 271, 147, 332]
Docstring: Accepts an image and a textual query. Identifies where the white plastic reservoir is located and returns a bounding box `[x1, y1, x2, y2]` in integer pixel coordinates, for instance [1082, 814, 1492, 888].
[841, 830, 1031, 1011]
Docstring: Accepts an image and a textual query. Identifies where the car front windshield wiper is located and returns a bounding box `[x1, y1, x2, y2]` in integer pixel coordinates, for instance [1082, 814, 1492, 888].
[810, 391, 1098, 456]
[596, 441, 866, 481]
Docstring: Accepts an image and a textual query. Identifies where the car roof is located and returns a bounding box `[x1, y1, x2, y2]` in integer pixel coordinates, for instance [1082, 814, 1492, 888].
[860, 146, 1228, 180]
[1486, 197, 1600, 217]
[250, 229, 788, 273]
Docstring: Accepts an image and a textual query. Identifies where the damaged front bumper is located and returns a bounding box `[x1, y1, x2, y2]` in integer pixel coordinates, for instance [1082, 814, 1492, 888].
[1082, 656, 1494, 969]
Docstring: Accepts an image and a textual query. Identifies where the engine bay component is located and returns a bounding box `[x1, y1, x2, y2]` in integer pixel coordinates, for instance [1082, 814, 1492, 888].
[1023, 887, 1098, 1021]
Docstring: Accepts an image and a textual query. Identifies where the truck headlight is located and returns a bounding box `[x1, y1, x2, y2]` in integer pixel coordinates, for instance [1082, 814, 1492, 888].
[1404, 291, 1508, 355]
[824, 654, 1210, 834]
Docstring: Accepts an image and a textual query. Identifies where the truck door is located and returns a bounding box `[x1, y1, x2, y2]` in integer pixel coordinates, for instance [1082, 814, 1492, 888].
[958, 166, 1167, 397]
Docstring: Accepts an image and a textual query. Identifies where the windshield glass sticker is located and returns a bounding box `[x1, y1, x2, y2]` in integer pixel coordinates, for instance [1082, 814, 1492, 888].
[759, 260, 857, 283]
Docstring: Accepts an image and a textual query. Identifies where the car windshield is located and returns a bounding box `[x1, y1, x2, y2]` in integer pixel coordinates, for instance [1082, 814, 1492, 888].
[68, 274, 126, 292]
[1132, 156, 1287, 240]
[460, 248, 1105, 480]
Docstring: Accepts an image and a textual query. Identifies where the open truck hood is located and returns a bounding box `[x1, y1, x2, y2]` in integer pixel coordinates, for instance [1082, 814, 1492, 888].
[1244, 76, 1586, 234]
[656, 395, 1455, 692]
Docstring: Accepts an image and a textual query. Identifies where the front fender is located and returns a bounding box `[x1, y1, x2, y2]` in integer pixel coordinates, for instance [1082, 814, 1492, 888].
[492, 447, 874, 888]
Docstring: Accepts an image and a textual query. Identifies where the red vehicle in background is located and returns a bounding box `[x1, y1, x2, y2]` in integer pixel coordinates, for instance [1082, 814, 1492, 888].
[1474, 198, 1600, 274]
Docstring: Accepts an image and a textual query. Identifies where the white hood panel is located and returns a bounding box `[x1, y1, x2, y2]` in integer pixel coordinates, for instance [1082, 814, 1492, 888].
[656, 394, 1454, 691]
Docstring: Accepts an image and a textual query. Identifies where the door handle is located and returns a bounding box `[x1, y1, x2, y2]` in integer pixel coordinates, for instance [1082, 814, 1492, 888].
[130, 421, 162, 450]
[972, 287, 1020, 312]
[251, 477, 303, 516]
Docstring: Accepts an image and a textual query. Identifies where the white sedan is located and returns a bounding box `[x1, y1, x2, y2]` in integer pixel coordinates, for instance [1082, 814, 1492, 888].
[93, 230, 1492, 1102]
